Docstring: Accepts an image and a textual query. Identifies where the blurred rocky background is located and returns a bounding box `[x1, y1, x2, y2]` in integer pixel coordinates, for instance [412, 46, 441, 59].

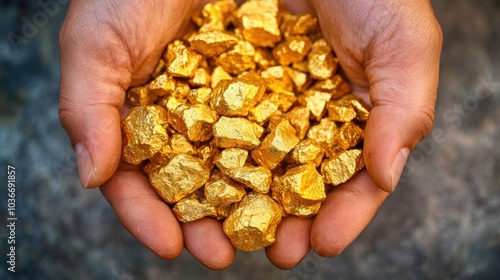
[0, 0, 499, 279]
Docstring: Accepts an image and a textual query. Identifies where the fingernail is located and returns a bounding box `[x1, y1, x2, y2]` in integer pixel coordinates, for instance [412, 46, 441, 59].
[390, 147, 410, 192]
[75, 143, 94, 188]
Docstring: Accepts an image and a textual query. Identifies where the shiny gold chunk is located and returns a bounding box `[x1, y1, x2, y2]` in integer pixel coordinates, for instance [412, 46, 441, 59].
[311, 75, 351, 99]
[248, 98, 279, 124]
[168, 104, 218, 142]
[290, 139, 324, 167]
[149, 154, 210, 204]
[172, 80, 191, 99]
[165, 40, 202, 78]
[261, 66, 293, 93]
[348, 96, 370, 122]
[193, 0, 237, 32]
[254, 47, 276, 69]
[336, 122, 364, 150]
[307, 118, 338, 147]
[149, 133, 195, 165]
[226, 166, 272, 193]
[214, 148, 248, 171]
[285, 67, 312, 92]
[272, 164, 325, 217]
[148, 73, 176, 96]
[223, 192, 283, 251]
[216, 41, 256, 74]
[197, 144, 219, 170]
[173, 197, 217, 223]
[272, 36, 312, 66]
[126, 86, 158, 106]
[291, 60, 308, 73]
[151, 59, 166, 79]
[251, 120, 299, 170]
[210, 77, 265, 116]
[159, 96, 186, 113]
[327, 98, 357, 123]
[299, 90, 332, 121]
[235, 0, 281, 47]
[282, 14, 318, 37]
[187, 87, 212, 105]
[191, 30, 239, 57]
[205, 171, 246, 204]
[122, 105, 168, 165]
[143, 161, 162, 175]
[189, 68, 211, 88]
[307, 39, 338, 80]
[213, 116, 262, 149]
[211, 66, 233, 88]
[321, 149, 365, 186]
[285, 107, 310, 139]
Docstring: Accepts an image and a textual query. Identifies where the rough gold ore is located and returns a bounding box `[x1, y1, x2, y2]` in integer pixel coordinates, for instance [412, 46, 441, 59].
[272, 164, 326, 217]
[226, 165, 272, 194]
[223, 192, 283, 251]
[321, 149, 365, 186]
[122, 105, 168, 165]
[121, 0, 371, 252]
[251, 120, 300, 170]
[210, 77, 265, 116]
[149, 154, 210, 204]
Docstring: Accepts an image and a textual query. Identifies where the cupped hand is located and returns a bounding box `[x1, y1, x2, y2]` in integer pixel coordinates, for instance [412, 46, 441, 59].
[266, 0, 442, 268]
[59, 0, 236, 270]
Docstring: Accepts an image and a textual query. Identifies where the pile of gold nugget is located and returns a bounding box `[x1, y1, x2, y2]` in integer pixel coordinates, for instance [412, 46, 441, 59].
[121, 0, 369, 252]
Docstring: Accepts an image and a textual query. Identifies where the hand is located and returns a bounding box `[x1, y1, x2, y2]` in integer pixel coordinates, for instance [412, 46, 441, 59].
[59, 0, 237, 270]
[265, 0, 442, 268]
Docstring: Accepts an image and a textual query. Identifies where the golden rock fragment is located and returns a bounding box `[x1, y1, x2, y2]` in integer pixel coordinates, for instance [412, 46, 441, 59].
[285, 107, 310, 139]
[149, 154, 210, 204]
[173, 197, 217, 223]
[210, 77, 265, 116]
[216, 41, 256, 74]
[197, 144, 219, 170]
[251, 120, 300, 170]
[193, 0, 237, 32]
[254, 47, 277, 69]
[159, 96, 186, 113]
[272, 164, 325, 217]
[205, 171, 246, 205]
[260, 65, 293, 93]
[299, 90, 332, 121]
[151, 59, 166, 79]
[311, 75, 351, 99]
[168, 104, 218, 142]
[307, 39, 338, 80]
[223, 192, 283, 251]
[272, 36, 312, 66]
[143, 161, 162, 175]
[165, 40, 202, 78]
[248, 98, 279, 124]
[126, 86, 158, 106]
[336, 122, 364, 150]
[348, 96, 370, 122]
[321, 149, 365, 186]
[187, 87, 212, 105]
[285, 67, 312, 92]
[189, 68, 211, 88]
[148, 73, 176, 96]
[290, 139, 324, 167]
[235, 0, 281, 47]
[211, 66, 233, 88]
[191, 30, 239, 57]
[172, 80, 191, 99]
[122, 105, 168, 165]
[307, 118, 338, 147]
[327, 98, 357, 123]
[214, 148, 248, 171]
[213, 116, 262, 149]
[291, 60, 309, 73]
[282, 13, 318, 37]
[226, 166, 272, 193]
[149, 133, 196, 165]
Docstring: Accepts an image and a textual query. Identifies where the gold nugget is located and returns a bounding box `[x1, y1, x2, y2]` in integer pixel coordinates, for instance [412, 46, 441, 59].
[321, 149, 365, 186]
[223, 192, 283, 251]
[213, 117, 262, 149]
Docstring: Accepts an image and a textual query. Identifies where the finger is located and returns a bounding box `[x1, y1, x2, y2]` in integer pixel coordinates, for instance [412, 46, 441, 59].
[312, 0, 443, 192]
[311, 170, 387, 257]
[265, 216, 313, 269]
[182, 218, 236, 270]
[100, 162, 183, 259]
[58, 0, 195, 188]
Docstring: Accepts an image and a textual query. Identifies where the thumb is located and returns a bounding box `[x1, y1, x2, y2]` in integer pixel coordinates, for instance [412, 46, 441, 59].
[58, 0, 193, 188]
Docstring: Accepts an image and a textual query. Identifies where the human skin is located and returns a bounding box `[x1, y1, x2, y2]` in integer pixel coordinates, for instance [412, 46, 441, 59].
[58, 0, 442, 270]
